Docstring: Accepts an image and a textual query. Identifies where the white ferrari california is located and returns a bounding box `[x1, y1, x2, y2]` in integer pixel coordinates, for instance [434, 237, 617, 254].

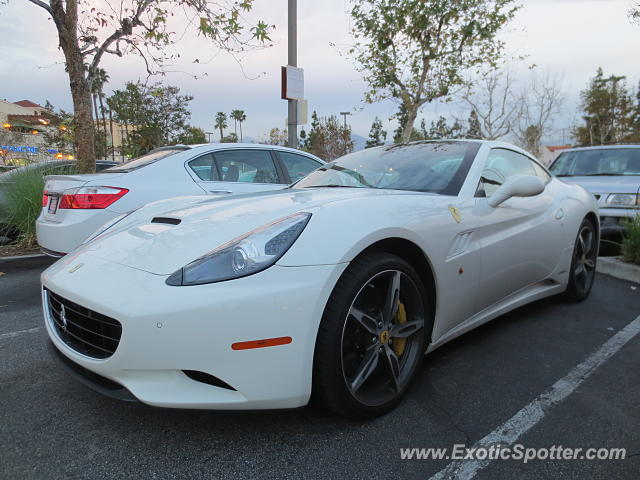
[41, 140, 599, 419]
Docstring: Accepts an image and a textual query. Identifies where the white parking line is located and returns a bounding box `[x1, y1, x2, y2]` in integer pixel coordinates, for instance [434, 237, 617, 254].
[0, 327, 41, 340]
[429, 314, 640, 480]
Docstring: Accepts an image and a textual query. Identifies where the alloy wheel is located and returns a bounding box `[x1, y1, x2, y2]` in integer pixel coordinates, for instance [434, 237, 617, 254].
[340, 269, 425, 407]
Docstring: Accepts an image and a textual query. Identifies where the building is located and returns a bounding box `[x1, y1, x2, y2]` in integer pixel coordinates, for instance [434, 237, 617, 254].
[0, 99, 62, 164]
[539, 145, 572, 166]
[1, 98, 131, 164]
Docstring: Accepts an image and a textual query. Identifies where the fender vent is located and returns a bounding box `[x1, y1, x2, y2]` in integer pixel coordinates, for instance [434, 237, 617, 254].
[151, 217, 181, 225]
[182, 370, 236, 390]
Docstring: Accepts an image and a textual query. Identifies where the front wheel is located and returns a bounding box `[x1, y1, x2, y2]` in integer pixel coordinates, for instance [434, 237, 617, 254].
[564, 218, 598, 302]
[312, 253, 429, 419]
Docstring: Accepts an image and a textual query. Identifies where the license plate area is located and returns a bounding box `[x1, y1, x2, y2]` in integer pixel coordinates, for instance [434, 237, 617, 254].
[47, 195, 60, 214]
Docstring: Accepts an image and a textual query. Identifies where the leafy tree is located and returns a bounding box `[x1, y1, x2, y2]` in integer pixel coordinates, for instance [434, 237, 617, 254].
[22, 0, 272, 173]
[572, 68, 636, 146]
[222, 132, 239, 143]
[512, 71, 563, 156]
[467, 110, 483, 139]
[630, 2, 640, 24]
[266, 127, 288, 146]
[349, 0, 518, 143]
[176, 126, 207, 145]
[303, 114, 354, 160]
[393, 103, 423, 142]
[365, 117, 387, 148]
[462, 69, 515, 140]
[108, 81, 194, 156]
[215, 112, 228, 141]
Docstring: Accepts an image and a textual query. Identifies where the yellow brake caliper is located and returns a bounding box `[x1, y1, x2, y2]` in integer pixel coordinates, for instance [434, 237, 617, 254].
[392, 302, 407, 357]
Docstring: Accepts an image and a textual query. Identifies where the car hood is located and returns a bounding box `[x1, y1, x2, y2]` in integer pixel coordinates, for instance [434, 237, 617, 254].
[558, 175, 640, 194]
[76, 187, 412, 275]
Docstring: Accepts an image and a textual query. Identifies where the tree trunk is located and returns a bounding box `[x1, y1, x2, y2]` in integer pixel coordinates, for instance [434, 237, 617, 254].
[108, 107, 115, 162]
[401, 102, 419, 143]
[53, 2, 96, 173]
[240, 122, 243, 142]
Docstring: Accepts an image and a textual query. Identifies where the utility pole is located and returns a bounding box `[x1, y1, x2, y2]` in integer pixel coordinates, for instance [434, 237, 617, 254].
[287, 0, 298, 148]
[340, 111, 351, 128]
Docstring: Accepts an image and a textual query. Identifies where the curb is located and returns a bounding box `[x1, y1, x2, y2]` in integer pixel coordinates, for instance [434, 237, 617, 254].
[597, 257, 640, 284]
[0, 253, 46, 261]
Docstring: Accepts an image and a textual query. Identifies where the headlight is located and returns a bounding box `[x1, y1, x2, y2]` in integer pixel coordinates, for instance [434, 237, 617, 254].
[166, 212, 311, 286]
[605, 194, 639, 207]
[81, 210, 135, 245]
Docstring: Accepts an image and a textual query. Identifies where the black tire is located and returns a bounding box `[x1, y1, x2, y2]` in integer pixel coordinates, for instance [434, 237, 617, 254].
[312, 252, 430, 419]
[564, 218, 598, 302]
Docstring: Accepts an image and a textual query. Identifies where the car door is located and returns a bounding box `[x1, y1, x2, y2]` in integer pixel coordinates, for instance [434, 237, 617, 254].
[187, 149, 287, 195]
[275, 151, 323, 183]
[473, 148, 563, 310]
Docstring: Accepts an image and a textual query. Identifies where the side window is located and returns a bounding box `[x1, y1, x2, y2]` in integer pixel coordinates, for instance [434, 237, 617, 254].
[477, 149, 538, 197]
[279, 152, 322, 182]
[188, 154, 220, 181]
[214, 150, 280, 184]
[531, 161, 551, 182]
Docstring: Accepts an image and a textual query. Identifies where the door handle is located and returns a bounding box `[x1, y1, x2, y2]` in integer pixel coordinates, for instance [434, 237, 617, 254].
[555, 208, 564, 220]
[209, 190, 233, 194]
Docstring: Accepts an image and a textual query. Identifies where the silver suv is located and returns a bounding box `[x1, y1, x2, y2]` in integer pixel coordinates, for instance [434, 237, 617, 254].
[549, 145, 640, 237]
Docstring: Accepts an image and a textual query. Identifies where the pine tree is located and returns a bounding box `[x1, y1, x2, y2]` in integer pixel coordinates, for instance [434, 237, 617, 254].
[573, 68, 636, 145]
[365, 117, 387, 148]
[467, 110, 483, 139]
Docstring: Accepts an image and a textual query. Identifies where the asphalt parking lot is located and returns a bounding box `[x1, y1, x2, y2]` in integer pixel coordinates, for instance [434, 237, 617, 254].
[1, 256, 639, 479]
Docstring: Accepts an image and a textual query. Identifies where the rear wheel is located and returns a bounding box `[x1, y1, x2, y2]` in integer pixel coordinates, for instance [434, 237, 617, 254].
[564, 218, 598, 302]
[312, 253, 429, 419]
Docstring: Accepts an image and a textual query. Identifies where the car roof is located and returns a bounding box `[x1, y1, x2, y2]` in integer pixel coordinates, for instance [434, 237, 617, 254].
[560, 145, 640, 153]
[154, 143, 325, 163]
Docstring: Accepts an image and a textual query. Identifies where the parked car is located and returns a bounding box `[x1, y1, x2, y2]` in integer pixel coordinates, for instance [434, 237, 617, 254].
[549, 145, 640, 237]
[0, 160, 117, 225]
[36, 144, 324, 256]
[41, 140, 598, 418]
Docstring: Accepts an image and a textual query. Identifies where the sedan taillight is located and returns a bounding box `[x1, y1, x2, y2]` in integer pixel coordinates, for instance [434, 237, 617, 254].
[42, 191, 49, 207]
[59, 186, 129, 209]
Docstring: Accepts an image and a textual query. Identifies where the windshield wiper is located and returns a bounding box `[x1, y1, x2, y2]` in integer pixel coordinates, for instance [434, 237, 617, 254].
[302, 184, 363, 188]
[583, 173, 624, 176]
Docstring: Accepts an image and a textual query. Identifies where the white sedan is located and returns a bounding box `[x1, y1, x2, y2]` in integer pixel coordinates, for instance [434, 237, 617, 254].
[36, 144, 324, 256]
[41, 140, 598, 418]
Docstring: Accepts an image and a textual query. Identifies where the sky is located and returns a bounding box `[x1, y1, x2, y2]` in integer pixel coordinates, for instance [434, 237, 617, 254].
[1, 0, 639, 145]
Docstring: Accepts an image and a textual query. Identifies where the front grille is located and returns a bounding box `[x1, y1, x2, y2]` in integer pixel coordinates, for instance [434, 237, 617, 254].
[46, 290, 122, 359]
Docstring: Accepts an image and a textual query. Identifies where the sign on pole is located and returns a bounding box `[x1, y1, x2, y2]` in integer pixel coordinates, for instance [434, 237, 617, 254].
[281, 66, 304, 100]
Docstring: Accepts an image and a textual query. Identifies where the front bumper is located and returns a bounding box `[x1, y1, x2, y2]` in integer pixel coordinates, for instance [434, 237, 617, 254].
[598, 208, 639, 236]
[42, 254, 346, 409]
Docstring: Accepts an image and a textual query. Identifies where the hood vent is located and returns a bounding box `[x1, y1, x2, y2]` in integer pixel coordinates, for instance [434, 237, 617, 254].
[151, 217, 181, 225]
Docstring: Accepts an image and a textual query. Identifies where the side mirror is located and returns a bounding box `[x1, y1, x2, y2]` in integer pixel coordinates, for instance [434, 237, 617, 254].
[487, 175, 545, 208]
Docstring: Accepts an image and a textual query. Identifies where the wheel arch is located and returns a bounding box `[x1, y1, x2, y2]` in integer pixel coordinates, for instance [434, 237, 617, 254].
[355, 237, 437, 342]
[585, 211, 600, 241]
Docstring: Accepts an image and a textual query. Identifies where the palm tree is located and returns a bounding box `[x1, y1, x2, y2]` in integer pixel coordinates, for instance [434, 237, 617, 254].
[238, 110, 247, 142]
[230, 109, 243, 137]
[215, 112, 228, 141]
[91, 68, 113, 159]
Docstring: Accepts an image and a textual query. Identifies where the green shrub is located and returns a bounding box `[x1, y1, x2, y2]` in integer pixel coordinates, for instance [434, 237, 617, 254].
[0, 164, 77, 248]
[621, 214, 640, 265]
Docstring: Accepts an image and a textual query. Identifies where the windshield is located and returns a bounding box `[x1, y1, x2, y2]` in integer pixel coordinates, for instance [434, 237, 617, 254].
[550, 148, 640, 176]
[293, 141, 480, 195]
[105, 148, 186, 172]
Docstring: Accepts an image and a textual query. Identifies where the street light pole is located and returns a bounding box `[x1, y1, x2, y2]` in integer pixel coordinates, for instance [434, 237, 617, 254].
[287, 0, 298, 148]
[339, 111, 351, 129]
